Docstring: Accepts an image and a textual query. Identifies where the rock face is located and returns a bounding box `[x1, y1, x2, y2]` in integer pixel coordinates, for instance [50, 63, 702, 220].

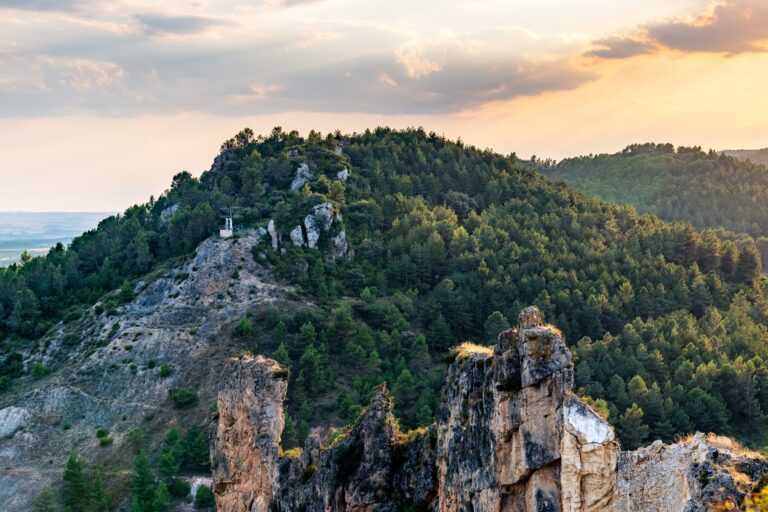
[269, 202, 349, 258]
[268, 219, 279, 251]
[0, 230, 294, 511]
[290, 163, 313, 192]
[212, 306, 768, 512]
[617, 434, 768, 512]
[437, 306, 618, 512]
[213, 356, 288, 512]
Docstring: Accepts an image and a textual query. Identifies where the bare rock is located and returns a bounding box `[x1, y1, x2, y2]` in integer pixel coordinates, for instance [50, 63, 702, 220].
[290, 163, 312, 192]
[337, 167, 350, 181]
[159, 203, 181, 227]
[267, 219, 279, 251]
[0, 406, 29, 439]
[289, 226, 305, 247]
[213, 355, 288, 512]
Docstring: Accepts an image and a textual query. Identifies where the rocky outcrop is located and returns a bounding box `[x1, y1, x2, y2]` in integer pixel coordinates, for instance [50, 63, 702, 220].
[0, 230, 294, 511]
[617, 434, 768, 512]
[270, 202, 350, 258]
[437, 306, 618, 512]
[268, 219, 279, 251]
[213, 356, 289, 512]
[158, 203, 181, 226]
[272, 384, 436, 511]
[212, 306, 768, 512]
[290, 163, 313, 192]
[337, 167, 350, 181]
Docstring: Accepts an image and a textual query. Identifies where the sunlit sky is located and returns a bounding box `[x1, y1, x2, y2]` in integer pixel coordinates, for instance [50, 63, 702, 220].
[2, 0, 768, 211]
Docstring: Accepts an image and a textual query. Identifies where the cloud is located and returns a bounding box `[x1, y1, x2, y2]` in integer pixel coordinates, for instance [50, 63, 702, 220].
[135, 13, 232, 36]
[395, 46, 442, 78]
[0, 8, 593, 117]
[0, 0, 90, 11]
[589, 0, 768, 59]
[587, 36, 657, 59]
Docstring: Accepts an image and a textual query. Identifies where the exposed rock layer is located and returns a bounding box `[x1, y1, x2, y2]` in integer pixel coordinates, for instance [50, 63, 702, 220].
[0, 231, 291, 511]
[213, 306, 768, 512]
[213, 356, 288, 512]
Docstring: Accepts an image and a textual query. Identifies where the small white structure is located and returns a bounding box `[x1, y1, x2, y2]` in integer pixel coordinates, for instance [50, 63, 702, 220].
[220, 216, 234, 238]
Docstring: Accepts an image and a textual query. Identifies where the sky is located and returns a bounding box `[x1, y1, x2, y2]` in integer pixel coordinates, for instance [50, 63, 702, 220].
[1, 0, 768, 211]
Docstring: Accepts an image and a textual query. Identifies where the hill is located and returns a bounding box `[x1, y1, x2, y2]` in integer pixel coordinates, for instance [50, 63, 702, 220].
[542, 143, 768, 238]
[722, 148, 768, 167]
[2, 128, 768, 509]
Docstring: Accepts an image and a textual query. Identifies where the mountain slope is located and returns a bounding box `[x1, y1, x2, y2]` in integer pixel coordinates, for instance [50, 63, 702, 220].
[542, 143, 768, 238]
[2, 128, 768, 509]
[0, 231, 295, 509]
[723, 148, 768, 167]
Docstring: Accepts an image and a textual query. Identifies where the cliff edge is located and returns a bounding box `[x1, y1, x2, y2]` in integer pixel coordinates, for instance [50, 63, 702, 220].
[212, 307, 768, 511]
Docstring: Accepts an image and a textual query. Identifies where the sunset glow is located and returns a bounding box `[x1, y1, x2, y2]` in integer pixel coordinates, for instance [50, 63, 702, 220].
[2, 0, 767, 210]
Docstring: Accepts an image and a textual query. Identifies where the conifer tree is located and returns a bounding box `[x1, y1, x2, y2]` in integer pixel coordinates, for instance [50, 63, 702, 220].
[618, 403, 649, 450]
[63, 452, 88, 512]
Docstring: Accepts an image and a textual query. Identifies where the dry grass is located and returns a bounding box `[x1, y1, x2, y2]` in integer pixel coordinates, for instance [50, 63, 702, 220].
[280, 447, 302, 459]
[675, 433, 762, 458]
[453, 342, 493, 360]
[397, 426, 430, 445]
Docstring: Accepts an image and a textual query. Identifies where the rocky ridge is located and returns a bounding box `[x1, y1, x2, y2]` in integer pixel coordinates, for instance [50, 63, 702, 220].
[213, 306, 768, 512]
[0, 230, 291, 510]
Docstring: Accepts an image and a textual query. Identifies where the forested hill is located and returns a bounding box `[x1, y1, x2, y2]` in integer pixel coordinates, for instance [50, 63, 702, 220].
[542, 143, 768, 239]
[723, 148, 768, 167]
[2, 128, 768, 454]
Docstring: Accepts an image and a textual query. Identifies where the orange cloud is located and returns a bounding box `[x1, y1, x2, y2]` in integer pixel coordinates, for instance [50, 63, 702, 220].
[588, 0, 768, 58]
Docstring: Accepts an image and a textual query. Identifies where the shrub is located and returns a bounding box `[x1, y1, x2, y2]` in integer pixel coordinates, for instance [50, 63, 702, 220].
[169, 388, 198, 408]
[234, 318, 254, 337]
[194, 485, 215, 510]
[168, 478, 191, 498]
[99, 437, 113, 447]
[159, 363, 173, 378]
[31, 362, 49, 379]
[95, 428, 109, 438]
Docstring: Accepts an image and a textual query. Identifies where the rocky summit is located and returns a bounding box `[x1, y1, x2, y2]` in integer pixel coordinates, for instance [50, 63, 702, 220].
[212, 306, 768, 512]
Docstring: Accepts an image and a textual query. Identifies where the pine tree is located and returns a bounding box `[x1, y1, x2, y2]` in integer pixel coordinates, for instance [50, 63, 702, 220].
[152, 482, 172, 512]
[88, 469, 110, 512]
[483, 311, 509, 342]
[272, 343, 291, 366]
[33, 485, 61, 512]
[63, 452, 88, 512]
[618, 403, 649, 450]
[184, 426, 211, 472]
[735, 245, 761, 285]
[130, 451, 156, 512]
[194, 485, 215, 511]
[158, 428, 183, 477]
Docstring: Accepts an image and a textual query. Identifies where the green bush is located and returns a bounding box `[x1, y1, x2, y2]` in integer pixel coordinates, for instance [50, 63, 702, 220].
[169, 388, 198, 408]
[31, 362, 50, 379]
[234, 318, 254, 337]
[168, 478, 191, 498]
[159, 363, 173, 378]
[95, 428, 109, 438]
[194, 485, 215, 510]
[98, 437, 113, 447]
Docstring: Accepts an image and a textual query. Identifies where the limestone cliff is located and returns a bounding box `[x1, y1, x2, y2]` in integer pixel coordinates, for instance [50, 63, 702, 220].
[213, 306, 768, 512]
[213, 355, 288, 512]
